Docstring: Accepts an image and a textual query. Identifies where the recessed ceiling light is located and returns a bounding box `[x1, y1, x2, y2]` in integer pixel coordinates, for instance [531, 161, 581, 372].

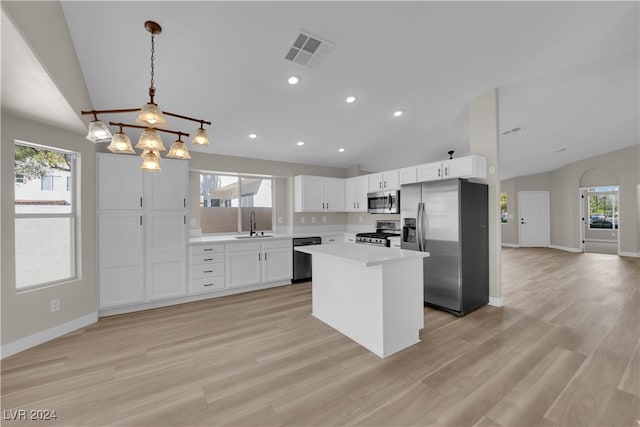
[288, 76, 300, 85]
[248, 133, 257, 139]
[393, 110, 403, 117]
[338, 148, 345, 152]
[297, 141, 305, 146]
[345, 96, 357, 104]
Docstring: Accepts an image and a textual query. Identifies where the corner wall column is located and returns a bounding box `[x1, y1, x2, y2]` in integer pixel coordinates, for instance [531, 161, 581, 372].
[469, 88, 502, 306]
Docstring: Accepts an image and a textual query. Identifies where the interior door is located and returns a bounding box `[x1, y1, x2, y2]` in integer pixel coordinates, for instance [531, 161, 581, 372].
[518, 191, 550, 247]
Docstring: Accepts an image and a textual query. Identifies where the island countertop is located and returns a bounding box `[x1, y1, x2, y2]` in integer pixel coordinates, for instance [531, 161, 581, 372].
[295, 242, 429, 267]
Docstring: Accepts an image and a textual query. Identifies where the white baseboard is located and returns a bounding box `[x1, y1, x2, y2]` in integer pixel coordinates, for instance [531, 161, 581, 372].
[501, 243, 520, 248]
[489, 297, 503, 307]
[1, 312, 97, 359]
[549, 244, 582, 253]
[619, 251, 640, 258]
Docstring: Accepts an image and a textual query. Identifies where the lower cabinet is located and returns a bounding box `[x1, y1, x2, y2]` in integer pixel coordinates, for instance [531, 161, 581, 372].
[189, 243, 226, 294]
[98, 213, 145, 308]
[145, 212, 187, 300]
[226, 240, 292, 289]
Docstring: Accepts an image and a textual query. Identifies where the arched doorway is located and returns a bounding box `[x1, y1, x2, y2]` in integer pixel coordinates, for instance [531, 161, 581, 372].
[579, 168, 619, 255]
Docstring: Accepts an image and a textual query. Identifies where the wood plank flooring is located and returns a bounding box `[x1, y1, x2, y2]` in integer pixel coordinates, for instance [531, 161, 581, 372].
[2, 248, 639, 426]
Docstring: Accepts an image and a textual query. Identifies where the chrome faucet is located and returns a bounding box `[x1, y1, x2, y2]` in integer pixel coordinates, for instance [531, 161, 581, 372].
[249, 210, 257, 236]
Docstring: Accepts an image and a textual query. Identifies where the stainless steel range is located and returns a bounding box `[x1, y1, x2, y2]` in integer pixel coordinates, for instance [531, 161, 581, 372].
[355, 220, 401, 247]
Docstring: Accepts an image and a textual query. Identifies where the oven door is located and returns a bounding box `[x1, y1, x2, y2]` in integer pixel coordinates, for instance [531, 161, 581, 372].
[367, 191, 400, 214]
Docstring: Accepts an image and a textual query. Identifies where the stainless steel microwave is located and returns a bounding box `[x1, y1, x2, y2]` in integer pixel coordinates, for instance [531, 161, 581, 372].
[367, 190, 400, 214]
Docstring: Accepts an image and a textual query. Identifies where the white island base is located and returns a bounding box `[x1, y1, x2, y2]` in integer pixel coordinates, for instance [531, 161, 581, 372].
[296, 243, 429, 358]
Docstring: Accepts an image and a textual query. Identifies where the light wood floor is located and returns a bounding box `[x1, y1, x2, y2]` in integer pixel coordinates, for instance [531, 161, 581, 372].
[2, 248, 639, 426]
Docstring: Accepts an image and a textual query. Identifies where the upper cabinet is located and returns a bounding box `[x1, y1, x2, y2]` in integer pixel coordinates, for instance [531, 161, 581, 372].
[294, 175, 345, 212]
[144, 159, 188, 210]
[97, 154, 188, 211]
[368, 169, 399, 192]
[417, 155, 487, 182]
[398, 167, 418, 186]
[345, 175, 368, 212]
[98, 154, 143, 210]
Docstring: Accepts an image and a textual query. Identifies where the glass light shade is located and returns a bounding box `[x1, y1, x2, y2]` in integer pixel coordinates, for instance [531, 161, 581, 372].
[135, 128, 166, 151]
[106, 132, 135, 154]
[140, 150, 162, 172]
[166, 139, 191, 159]
[136, 103, 167, 127]
[86, 120, 113, 143]
[192, 127, 210, 146]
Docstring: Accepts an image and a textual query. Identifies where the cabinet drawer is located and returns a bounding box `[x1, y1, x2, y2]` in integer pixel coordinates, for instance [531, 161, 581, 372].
[191, 263, 224, 279]
[262, 239, 292, 250]
[190, 276, 225, 294]
[190, 244, 225, 255]
[190, 253, 225, 265]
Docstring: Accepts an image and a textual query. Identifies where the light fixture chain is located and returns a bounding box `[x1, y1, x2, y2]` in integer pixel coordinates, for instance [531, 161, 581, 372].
[150, 34, 155, 92]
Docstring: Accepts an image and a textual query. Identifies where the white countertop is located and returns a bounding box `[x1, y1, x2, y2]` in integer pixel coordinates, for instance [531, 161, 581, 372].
[189, 231, 349, 244]
[295, 242, 429, 267]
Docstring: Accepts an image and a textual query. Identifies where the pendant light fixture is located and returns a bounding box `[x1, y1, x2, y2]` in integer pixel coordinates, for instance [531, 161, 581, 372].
[81, 20, 212, 172]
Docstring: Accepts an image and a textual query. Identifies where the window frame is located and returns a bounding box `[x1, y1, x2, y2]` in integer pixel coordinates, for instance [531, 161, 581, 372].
[14, 141, 78, 290]
[199, 171, 274, 233]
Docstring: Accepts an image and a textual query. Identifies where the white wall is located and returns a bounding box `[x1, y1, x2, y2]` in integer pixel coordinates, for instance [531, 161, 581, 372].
[501, 145, 640, 255]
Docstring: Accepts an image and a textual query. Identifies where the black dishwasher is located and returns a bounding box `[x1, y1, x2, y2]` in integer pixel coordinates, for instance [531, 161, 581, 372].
[292, 237, 321, 282]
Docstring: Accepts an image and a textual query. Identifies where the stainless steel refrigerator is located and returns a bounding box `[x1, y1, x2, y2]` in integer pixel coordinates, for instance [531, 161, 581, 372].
[401, 178, 488, 316]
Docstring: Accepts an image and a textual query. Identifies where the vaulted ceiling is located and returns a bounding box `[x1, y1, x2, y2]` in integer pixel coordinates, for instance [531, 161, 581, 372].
[4, 2, 639, 179]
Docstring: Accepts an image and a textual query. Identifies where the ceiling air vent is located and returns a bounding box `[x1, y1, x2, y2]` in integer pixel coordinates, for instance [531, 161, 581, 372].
[284, 30, 334, 69]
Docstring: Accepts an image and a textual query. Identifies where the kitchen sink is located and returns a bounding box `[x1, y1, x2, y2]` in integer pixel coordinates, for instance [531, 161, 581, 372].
[234, 235, 273, 239]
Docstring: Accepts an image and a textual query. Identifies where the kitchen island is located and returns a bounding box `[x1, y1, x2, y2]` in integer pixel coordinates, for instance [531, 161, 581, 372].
[295, 243, 430, 358]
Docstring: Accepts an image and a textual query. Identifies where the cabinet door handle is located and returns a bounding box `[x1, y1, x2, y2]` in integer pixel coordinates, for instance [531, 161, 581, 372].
[438, 168, 441, 177]
[384, 181, 387, 188]
[357, 202, 359, 208]
[258, 253, 261, 261]
[140, 197, 143, 208]
[140, 216, 142, 226]
[354, 202, 356, 208]
[203, 248, 213, 252]
[184, 198, 186, 208]
[204, 258, 213, 261]
[204, 283, 214, 287]
[327, 202, 329, 210]
[204, 270, 213, 273]
[445, 167, 448, 176]
[265, 252, 268, 260]
[184, 215, 186, 225]
[379, 182, 382, 189]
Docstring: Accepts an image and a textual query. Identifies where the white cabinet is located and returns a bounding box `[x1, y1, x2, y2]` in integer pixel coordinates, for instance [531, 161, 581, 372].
[144, 160, 188, 210]
[145, 212, 187, 300]
[226, 239, 292, 288]
[369, 170, 399, 192]
[98, 213, 145, 308]
[98, 155, 143, 210]
[294, 176, 345, 212]
[189, 244, 226, 294]
[321, 235, 342, 244]
[399, 167, 418, 186]
[262, 240, 293, 283]
[97, 153, 189, 309]
[417, 155, 487, 182]
[345, 175, 368, 212]
[227, 242, 263, 289]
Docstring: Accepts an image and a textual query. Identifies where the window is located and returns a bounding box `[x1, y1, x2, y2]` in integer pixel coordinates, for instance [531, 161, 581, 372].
[199, 173, 273, 233]
[587, 187, 618, 230]
[14, 142, 76, 289]
[500, 192, 508, 223]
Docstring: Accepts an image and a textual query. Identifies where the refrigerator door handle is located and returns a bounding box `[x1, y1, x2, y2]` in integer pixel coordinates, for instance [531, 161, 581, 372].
[420, 203, 427, 251]
[416, 203, 423, 251]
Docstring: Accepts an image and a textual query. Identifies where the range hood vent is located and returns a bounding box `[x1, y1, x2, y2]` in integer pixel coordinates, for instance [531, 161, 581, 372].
[284, 29, 334, 69]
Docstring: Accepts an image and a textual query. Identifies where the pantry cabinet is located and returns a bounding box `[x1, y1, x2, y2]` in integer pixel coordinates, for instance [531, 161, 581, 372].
[97, 153, 189, 310]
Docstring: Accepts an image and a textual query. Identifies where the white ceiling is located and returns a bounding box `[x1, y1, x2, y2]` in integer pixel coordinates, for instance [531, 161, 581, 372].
[8, 2, 640, 179]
